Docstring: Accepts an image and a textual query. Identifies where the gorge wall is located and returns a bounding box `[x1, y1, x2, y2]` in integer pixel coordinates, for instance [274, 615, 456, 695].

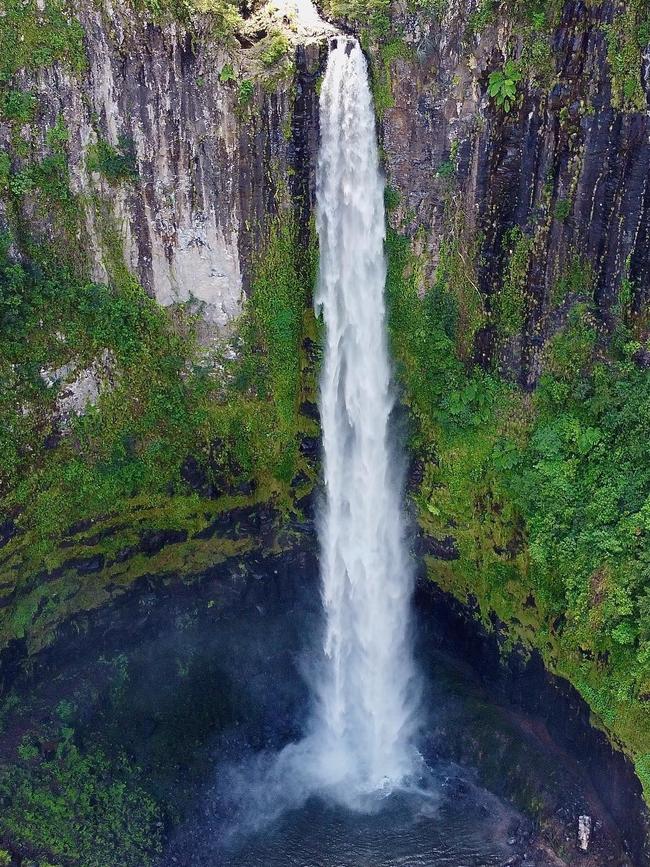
[1, 0, 650, 853]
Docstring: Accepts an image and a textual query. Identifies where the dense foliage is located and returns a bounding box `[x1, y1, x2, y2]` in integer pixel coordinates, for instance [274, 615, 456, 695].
[0, 742, 162, 866]
[385, 219, 650, 798]
[0, 0, 86, 81]
[0, 214, 309, 569]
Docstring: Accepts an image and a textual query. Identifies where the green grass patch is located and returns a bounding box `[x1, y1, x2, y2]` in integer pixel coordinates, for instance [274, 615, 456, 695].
[0, 0, 86, 81]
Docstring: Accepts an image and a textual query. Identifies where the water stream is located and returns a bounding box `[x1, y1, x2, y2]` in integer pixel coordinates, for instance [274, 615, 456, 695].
[309, 36, 420, 799]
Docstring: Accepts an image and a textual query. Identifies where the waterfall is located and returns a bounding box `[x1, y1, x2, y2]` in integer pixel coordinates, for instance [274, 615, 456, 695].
[219, 40, 421, 831]
[309, 37, 419, 798]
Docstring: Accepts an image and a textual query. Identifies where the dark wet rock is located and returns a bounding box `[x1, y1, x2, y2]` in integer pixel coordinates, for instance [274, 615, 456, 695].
[291, 469, 311, 489]
[43, 429, 61, 450]
[381, 0, 650, 389]
[66, 554, 106, 574]
[0, 519, 17, 549]
[114, 545, 138, 564]
[180, 456, 208, 493]
[140, 529, 188, 556]
[299, 435, 320, 460]
[415, 579, 650, 866]
[0, 504, 647, 866]
[407, 456, 426, 492]
[295, 486, 318, 525]
[65, 517, 97, 536]
[634, 346, 650, 369]
[233, 476, 257, 496]
[193, 504, 277, 544]
[299, 400, 320, 422]
[414, 532, 459, 561]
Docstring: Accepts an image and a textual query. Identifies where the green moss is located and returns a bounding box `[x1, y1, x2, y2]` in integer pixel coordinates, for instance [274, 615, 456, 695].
[0, 89, 38, 124]
[466, 0, 498, 37]
[604, 0, 648, 113]
[0, 0, 87, 81]
[86, 137, 138, 185]
[0, 188, 315, 656]
[369, 39, 411, 119]
[237, 79, 254, 108]
[495, 226, 533, 338]
[323, 0, 391, 36]
[260, 32, 290, 66]
[235, 216, 309, 485]
[435, 139, 459, 180]
[128, 0, 242, 36]
[386, 219, 650, 803]
[550, 254, 593, 307]
[543, 305, 597, 379]
[553, 196, 571, 222]
[434, 215, 485, 360]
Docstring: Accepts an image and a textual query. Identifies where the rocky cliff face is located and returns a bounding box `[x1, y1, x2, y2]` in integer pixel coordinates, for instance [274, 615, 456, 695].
[380, 0, 650, 387]
[0, 0, 328, 676]
[2, 0, 326, 330]
[363, 0, 650, 817]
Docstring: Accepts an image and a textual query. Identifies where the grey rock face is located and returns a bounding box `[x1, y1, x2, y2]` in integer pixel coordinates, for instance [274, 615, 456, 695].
[578, 814, 592, 851]
[2, 1, 327, 332]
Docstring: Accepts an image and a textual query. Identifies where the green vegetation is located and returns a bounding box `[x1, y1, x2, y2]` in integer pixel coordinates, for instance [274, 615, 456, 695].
[260, 32, 291, 66]
[553, 197, 571, 222]
[385, 225, 650, 802]
[242, 220, 308, 480]
[604, 0, 649, 112]
[488, 60, 522, 113]
[86, 136, 138, 184]
[219, 62, 237, 83]
[436, 139, 459, 180]
[495, 226, 532, 337]
[466, 0, 498, 37]
[1, 89, 38, 125]
[0, 0, 87, 81]
[0, 741, 162, 866]
[237, 79, 255, 107]
[128, 0, 242, 36]
[368, 38, 411, 118]
[321, 0, 391, 36]
[0, 207, 310, 571]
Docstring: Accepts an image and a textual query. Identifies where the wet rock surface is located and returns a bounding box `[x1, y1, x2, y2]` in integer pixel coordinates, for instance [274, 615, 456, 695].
[416, 579, 650, 866]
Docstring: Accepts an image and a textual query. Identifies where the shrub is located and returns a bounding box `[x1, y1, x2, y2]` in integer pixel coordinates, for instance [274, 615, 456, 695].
[260, 32, 290, 66]
[218, 62, 236, 83]
[86, 136, 138, 184]
[488, 60, 522, 112]
[237, 79, 254, 106]
[1, 89, 38, 123]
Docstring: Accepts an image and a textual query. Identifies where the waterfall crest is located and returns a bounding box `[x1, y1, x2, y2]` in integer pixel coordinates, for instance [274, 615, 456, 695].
[309, 38, 420, 798]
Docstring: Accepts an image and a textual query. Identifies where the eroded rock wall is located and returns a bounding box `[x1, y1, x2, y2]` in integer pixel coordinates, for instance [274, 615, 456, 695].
[380, 0, 650, 386]
[2, 1, 324, 328]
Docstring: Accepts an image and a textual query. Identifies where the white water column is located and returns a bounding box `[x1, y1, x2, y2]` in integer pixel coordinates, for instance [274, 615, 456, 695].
[310, 37, 420, 798]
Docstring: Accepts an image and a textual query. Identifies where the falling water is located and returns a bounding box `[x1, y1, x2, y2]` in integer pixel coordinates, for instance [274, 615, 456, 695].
[309, 37, 420, 799]
[216, 40, 421, 831]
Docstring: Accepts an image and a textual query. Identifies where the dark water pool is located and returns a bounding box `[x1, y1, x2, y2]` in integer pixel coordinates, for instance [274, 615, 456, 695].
[163, 768, 521, 866]
[216, 794, 513, 866]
